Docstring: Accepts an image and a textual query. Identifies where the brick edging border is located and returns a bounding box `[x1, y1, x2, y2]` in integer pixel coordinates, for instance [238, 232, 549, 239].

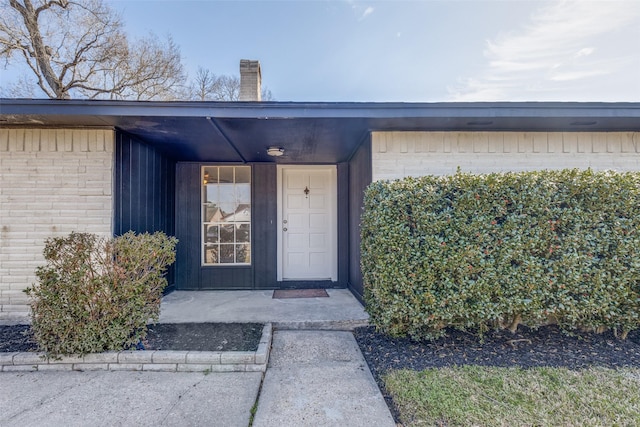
[0, 323, 272, 373]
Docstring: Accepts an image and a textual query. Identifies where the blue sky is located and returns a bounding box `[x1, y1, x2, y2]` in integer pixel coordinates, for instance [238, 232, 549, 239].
[3, 0, 640, 102]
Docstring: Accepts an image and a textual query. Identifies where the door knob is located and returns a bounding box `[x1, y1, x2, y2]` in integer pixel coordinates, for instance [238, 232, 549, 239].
[283, 227, 288, 232]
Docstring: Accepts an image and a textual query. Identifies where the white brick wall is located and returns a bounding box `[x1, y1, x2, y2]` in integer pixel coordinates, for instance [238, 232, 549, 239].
[372, 131, 640, 181]
[0, 128, 114, 319]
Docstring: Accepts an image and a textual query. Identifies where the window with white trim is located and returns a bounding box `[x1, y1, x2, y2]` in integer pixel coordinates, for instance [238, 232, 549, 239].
[202, 166, 251, 265]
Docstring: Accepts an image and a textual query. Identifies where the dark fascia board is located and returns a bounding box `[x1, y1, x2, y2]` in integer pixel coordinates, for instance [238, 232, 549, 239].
[2, 98, 640, 120]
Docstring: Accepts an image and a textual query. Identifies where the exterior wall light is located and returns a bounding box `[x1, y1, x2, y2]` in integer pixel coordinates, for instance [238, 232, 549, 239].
[267, 147, 284, 157]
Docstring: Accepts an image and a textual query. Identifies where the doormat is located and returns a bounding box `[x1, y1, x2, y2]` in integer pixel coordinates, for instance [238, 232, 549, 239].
[272, 289, 329, 299]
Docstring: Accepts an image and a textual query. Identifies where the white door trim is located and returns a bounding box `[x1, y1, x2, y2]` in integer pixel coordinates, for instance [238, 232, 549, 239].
[276, 165, 337, 281]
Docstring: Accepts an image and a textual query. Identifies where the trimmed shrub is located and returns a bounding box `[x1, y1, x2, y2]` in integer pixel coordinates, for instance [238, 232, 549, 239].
[361, 169, 640, 340]
[25, 231, 178, 356]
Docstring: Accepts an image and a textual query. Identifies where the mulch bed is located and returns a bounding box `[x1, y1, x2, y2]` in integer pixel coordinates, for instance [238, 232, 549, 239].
[143, 323, 263, 351]
[353, 325, 640, 423]
[0, 323, 263, 353]
[0, 325, 35, 353]
[354, 325, 640, 372]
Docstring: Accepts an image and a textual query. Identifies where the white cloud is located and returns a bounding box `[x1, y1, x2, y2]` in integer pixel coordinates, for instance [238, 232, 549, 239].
[358, 6, 374, 21]
[346, 0, 374, 21]
[575, 47, 594, 58]
[449, 0, 640, 101]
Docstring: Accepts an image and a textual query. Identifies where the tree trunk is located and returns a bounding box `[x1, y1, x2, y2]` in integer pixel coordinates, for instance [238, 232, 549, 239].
[10, 0, 69, 99]
[507, 314, 521, 333]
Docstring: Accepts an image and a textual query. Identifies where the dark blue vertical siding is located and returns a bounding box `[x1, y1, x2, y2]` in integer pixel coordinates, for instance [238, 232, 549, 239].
[337, 163, 349, 286]
[174, 163, 200, 290]
[252, 163, 277, 289]
[347, 136, 372, 302]
[114, 131, 176, 235]
[114, 131, 176, 287]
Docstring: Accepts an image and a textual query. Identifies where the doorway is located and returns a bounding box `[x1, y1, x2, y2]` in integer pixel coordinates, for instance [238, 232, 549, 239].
[277, 166, 337, 281]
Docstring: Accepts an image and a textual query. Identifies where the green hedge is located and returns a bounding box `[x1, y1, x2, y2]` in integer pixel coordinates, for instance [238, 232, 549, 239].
[361, 169, 640, 340]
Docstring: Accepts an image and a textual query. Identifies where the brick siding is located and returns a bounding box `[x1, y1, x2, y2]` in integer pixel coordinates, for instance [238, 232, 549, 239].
[372, 131, 640, 181]
[0, 128, 114, 319]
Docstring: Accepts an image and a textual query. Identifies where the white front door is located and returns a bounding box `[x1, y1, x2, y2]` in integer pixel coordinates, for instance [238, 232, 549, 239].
[277, 166, 337, 281]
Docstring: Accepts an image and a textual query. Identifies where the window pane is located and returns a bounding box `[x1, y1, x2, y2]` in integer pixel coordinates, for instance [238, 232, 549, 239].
[236, 183, 251, 204]
[205, 224, 219, 243]
[203, 167, 218, 184]
[202, 166, 251, 266]
[220, 224, 234, 243]
[205, 184, 218, 205]
[237, 224, 250, 242]
[220, 244, 235, 263]
[235, 167, 251, 184]
[205, 246, 218, 264]
[236, 244, 250, 263]
[219, 167, 234, 184]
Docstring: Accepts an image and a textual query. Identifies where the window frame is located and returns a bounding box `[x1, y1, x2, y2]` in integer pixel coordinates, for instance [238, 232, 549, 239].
[201, 165, 252, 267]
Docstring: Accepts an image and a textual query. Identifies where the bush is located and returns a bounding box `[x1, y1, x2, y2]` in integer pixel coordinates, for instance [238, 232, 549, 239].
[361, 169, 640, 340]
[25, 231, 178, 356]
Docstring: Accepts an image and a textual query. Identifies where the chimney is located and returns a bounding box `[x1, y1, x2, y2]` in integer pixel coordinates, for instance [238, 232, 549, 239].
[239, 59, 262, 101]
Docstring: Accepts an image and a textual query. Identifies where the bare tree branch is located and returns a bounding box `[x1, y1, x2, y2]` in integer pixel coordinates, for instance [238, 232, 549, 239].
[188, 67, 275, 101]
[0, 0, 185, 99]
[1, 1, 274, 101]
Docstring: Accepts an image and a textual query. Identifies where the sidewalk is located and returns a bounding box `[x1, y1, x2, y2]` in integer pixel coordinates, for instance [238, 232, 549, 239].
[1, 289, 395, 426]
[0, 371, 262, 426]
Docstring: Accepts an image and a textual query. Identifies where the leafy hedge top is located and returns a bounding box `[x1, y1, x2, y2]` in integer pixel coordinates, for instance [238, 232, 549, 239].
[361, 169, 640, 340]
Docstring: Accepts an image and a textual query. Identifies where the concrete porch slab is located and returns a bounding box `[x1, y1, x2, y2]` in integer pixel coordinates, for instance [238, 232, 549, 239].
[159, 289, 369, 330]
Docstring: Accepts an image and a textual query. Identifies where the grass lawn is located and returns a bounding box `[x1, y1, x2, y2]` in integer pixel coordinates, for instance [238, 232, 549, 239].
[384, 366, 640, 426]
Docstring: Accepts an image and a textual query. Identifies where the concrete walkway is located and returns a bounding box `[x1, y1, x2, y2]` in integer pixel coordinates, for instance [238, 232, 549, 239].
[253, 330, 395, 427]
[1, 289, 395, 426]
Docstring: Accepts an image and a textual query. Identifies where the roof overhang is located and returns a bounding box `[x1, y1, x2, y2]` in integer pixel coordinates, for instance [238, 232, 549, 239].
[2, 99, 639, 163]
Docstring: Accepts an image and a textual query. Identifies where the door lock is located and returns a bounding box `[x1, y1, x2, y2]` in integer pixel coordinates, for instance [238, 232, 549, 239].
[283, 227, 288, 232]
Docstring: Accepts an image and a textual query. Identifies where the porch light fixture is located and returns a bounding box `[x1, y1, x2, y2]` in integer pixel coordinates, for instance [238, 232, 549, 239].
[267, 147, 284, 157]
